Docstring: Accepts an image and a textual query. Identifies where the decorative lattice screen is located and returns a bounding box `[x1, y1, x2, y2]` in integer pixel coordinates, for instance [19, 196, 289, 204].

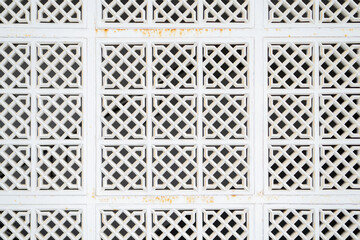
[1, 0, 360, 239]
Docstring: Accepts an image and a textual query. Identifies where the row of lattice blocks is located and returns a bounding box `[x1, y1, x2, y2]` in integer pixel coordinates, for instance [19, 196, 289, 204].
[0, 0, 83, 24]
[0, 42, 82, 89]
[1, 206, 359, 239]
[1, 143, 359, 192]
[1, 93, 360, 141]
[0, 94, 82, 140]
[100, 93, 360, 140]
[2, 41, 360, 90]
[2, 0, 359, 25]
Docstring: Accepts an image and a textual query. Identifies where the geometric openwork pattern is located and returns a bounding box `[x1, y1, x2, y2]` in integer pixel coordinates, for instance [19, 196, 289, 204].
[98, 207, 252, 239]
[268, 145, 314, 191]
[203, 0, 249, 23]
[203, 145, 249, 191]
[203, 209, 248, 240]
[152, 43, 197, 89]
[3, 0, 360, 236]
[319, 0, 360, 23]
[100, 209, 146, 240]
[320, 145, 360, 190]
[153, 0, 198, 23]
[268, 43, 314, 89]
[266, 39, 360, 194]
[319, 43, 360, 89]
[101, 145, 146, 191]
[35, 209, 83, 240]
[268, 94, 314, 140]
[0, 145, 31, 191]
[100, 0, 147, 23]
[203, 94, 249, 139]
[101, 44, 146, 89]
[319, 209, 360, 240]
[268, 208, 315, 240]
[151, 209, 197, 239]
[37, 94, 83, 139]
[152, 145, 197, 191]
[36, 43, 82, 89]
[319, 94, 360, 139]
[36, 0, 83, 23]
[152, 95, 197, 139]
[0, 210, 31, 240]
[101, 95, 147, 139]
[0, 0, 30, 24]
[267, 0, 314, 23]
[99, 0, 252, 26]
[36, 145, 83, 191]
[0, 42, 31, 89]
[203, 44, 248, 89]
[0, 94, 31, 140]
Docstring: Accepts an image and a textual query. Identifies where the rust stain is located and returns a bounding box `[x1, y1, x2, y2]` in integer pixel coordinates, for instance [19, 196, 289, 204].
[231, 195, 236, 197]
[96, 29, 109, 36]
[142, 196, 177, 204]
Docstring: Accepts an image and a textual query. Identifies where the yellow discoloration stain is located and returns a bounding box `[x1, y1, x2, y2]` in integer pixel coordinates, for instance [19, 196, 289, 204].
[135, 29, 230, 37]
[345, 34, 348, 37]
[142, 196, 177, 204]
[266, 196, 279, 201]
[91, 188, 95, 199]
[201, 196, 214, 203]
[186, 196, 196, 203]
[257, 191, 263, 197]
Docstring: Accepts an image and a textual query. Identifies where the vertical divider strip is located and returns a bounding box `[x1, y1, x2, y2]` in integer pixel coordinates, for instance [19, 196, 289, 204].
[197, 41, 203, 193]
[146, 41, 153, 192]
[30, 40, 37, 193]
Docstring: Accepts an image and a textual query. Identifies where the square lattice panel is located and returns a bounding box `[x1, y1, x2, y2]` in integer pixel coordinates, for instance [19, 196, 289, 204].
[0, 0, 360, 239]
